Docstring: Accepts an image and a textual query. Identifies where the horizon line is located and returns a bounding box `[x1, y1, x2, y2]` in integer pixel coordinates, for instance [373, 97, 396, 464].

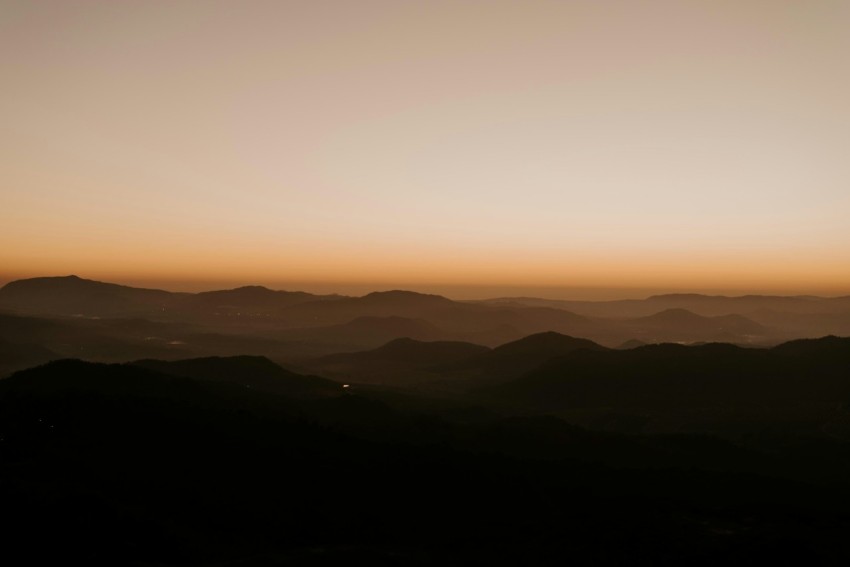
[2, 273, 849, 302]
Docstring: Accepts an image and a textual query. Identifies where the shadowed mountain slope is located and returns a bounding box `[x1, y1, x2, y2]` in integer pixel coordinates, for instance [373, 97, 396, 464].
[423, 332, 609, 390]
[304, 337, 490, 385]
[269, 316, 446, 352]
[481, 336, 850, 413]
[301, 332, 607, 391]
[624, 308, 767, 342]
[133, 355, 341, 397]
[481, 293, 850, 318]
[3, 356, 850, 565]
[0, 312, 307, 365]
[275, 290, 593, 339]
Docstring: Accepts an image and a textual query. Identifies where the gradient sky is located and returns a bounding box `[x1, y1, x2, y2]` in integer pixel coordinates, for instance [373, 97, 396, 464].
[1, 0, 849, 298]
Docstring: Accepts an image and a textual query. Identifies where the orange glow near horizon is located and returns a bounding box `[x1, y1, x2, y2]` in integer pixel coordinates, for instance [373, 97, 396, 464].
[2, 1, 849, 300]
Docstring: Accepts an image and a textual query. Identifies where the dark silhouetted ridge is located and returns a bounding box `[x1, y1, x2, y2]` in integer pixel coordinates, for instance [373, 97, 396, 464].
[193, 286, 323, 304]
[493, 331, 606, 356]
[481, 336, 850, 411]
[133, 355, 340, 397]
[433, 332, 608, 386]
[0, 359, 196, 398]
[362, 290, 452, 303]
[0, 275, 177, 317]
[771, 334, 850, 355]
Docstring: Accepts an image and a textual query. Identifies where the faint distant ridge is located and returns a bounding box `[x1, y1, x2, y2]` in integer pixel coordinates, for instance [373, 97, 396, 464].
[646, 293, 830, 301]
[634, 308, 766, 332]
[195, 285, 310, 302]
[477, 292, 850, 320]
[361, 289, 454, 305]
[276, 288, 592, 343]
[625, 308, 767, 343]
[190, 285, 342, 313]
[4, 275, 849, 348]
[1, 275, 601, 351]
[270, 316, 446, 350]
[0, 275, 337, 319]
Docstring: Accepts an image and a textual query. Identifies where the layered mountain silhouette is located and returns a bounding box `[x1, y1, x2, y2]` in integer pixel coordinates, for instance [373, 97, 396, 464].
[433, 332, 608, 388]
[133, 355, 341, 397]
[479, 335, 850, 438]
[272, 289, 594, 341]
[0, 275, 335, 322]
[300, 331, 608, 391]
[188, 285, 342, 314]
[0, 312, 304, 373]
[624, 308, 767, 342]
[4, 355, 340, 399]
[270, 316, 446, 351]
[1, 276, 810, 351]
[305, 337, 490, 385]
[4, 352, 850, 565]
[479, 293, 850, 339]
[482, 292, 850, 317]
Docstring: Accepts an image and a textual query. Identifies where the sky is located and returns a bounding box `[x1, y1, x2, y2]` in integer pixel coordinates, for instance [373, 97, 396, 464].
[1, 0, 849, 299]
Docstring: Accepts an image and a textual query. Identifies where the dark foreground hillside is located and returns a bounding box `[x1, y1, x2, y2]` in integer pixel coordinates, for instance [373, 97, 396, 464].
[478, 336, 850, 445]
[3, 357, 850, 565]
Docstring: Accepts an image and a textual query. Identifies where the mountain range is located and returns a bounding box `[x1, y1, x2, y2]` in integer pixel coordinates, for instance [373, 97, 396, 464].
[4, 344, 850, 565]
[3, 277, 850, 565]
[3, 275, 832, 356]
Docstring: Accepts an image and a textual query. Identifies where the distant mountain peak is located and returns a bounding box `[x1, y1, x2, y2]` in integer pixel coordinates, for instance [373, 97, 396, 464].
[2, 275, 145, 292]
[647, 293, 712, 300]
[640, 308, 705, 321]
[494, 331, 605, 355]
[363, 289, 448, 300]
[196, 285, 280, 297]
